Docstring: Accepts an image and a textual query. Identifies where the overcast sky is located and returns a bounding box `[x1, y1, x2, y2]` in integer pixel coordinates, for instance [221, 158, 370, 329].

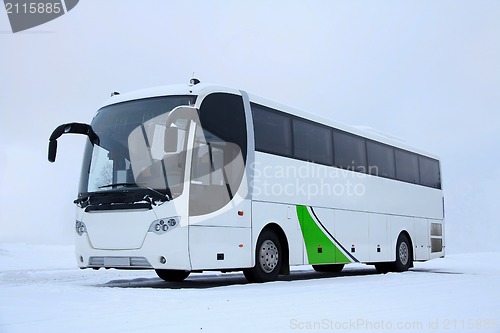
[1, 1, 499, 252]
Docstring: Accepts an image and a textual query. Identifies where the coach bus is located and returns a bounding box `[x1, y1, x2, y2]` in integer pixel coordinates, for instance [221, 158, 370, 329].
[48, 80, 444, 282]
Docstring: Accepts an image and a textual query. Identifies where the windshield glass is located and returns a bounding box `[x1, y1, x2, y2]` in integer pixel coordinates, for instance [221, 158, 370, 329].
[78, 96, 196, 200]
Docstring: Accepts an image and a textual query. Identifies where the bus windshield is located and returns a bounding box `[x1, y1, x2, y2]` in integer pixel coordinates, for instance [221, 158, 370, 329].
[78, 96, 196, 201]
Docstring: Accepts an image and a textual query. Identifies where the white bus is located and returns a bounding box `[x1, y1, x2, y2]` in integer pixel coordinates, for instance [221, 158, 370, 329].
[48, 80, 444, 283]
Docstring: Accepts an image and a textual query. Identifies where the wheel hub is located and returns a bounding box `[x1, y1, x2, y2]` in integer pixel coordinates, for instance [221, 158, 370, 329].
[259, 240, 279, 273]
[399, 242, 409, 265]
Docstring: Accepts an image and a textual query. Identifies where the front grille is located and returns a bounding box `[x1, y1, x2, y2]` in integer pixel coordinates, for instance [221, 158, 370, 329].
[89, 256, 104, 266]
[89, 256, 152, 268]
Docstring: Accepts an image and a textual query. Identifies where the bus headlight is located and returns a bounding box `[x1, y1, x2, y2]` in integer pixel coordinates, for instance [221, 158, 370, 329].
[76, 220, 87, 236]
[148, 217, 180, 235]
[167, 218, 177, 227]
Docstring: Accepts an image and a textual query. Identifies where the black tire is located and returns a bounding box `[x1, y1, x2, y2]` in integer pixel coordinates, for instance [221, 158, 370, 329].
[375, 234, 413, 273]
[393, 233, 413, 272]
[243, 229, 282, 283]
[155, 269, 190, 282]
[312, 264, 345, 273]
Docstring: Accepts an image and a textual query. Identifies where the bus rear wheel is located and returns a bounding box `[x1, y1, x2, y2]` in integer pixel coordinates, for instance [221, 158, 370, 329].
[393, 233, 413, 272]
[375, 233, 413, 273]
[243, 230, 282, 283]
[155, 269, 190, 282]
[312, 264, 345, 273]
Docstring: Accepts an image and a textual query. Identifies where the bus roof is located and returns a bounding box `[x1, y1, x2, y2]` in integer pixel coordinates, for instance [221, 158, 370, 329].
[100, 83, 440, 160]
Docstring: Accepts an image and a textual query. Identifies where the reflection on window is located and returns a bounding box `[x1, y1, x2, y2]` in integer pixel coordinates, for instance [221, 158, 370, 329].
[419, 156, 441, 189]
[334, 131, 367, 172]
[293, 119, 333, 165]
[189, 128, 244, 216]
[88, 145, 114, 192]
[395, 149, 420, 184]
[79, 96, 195, 197]
[367, 141, 395, 178]
[189, 93, 247, 216]
[128, 113, 189, 199]
[191, 142, 225, 186]
[253, 105, 292, 157]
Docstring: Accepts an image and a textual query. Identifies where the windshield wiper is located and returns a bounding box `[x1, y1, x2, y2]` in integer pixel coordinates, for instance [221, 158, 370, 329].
[143, 186, 172, 202]
[98, 183, 171, 202]
[98, 183, 139, 189]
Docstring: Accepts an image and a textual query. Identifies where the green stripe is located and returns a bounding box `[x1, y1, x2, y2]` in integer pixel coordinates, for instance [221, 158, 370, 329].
[296, 205, 350, 264]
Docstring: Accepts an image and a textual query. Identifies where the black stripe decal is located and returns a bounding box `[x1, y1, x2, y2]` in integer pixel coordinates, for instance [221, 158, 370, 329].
[310, 206, 359, 263]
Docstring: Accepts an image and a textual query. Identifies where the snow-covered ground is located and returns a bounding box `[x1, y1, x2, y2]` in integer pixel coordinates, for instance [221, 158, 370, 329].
[1, 244, 499, 333]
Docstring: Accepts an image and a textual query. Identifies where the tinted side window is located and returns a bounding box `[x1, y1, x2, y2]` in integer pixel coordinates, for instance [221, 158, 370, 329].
[199, 93, 247, 160]
[395, 150, 420, 184]
[333, 131, 367, 172]
[367, 141, 395, 179]
[293, 118, 333, 165]
[190, 93, 247, 216]
[419, 156, 441, 189]
[252, 104, 292, 157]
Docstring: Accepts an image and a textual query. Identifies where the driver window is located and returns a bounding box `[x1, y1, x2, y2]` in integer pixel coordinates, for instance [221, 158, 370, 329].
[189, 93, 247, 216]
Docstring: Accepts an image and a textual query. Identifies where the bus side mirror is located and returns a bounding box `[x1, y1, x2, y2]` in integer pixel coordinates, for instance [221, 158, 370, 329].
[48, 140, 57, 162]
[164, 127, 179, 153]
[48, 122, 99, 163]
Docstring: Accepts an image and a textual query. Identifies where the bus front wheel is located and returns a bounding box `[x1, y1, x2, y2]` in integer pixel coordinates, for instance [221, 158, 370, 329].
[155, 269, 190, 282]
[243, 229, 282, 283]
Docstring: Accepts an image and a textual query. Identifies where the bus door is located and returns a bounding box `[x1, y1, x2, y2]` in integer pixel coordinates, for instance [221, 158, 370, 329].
[186, 107, 252, 270]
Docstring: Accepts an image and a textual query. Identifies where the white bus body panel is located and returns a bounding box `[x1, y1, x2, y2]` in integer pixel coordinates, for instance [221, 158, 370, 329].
[250, 152, 444, 264]
[252, 152, 443, 220]
[76, 191, 192, 270]
[188, 196, 253, 270]
[82, 209, 157, 250]
[189, 226, 252, 270]
[368, 214, 390, 262]
[251, 201, 305, 266]
[334, 210, 370, 263]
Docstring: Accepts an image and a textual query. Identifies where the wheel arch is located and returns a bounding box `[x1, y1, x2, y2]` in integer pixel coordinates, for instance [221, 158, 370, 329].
[259, 223, 290, 275]
[391, 229, 414, 261]
[398, 230, 414, 260]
